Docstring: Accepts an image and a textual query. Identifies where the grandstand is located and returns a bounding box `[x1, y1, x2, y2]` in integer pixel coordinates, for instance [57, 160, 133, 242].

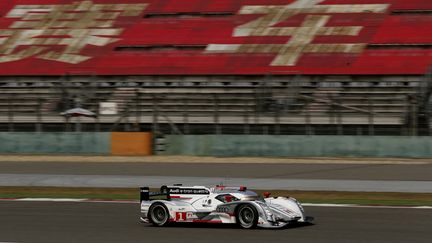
[0, 0, 432, 135]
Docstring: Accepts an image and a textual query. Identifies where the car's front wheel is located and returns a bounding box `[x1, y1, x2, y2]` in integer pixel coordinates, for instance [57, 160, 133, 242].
[148, 202, 170, 227]
[236, 204, 258, 229]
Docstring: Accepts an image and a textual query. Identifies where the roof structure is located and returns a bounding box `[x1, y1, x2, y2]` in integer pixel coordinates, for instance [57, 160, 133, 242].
[0, 0, 431, 75]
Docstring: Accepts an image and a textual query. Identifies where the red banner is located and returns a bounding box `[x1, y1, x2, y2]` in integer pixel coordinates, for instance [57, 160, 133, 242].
[0, 0, 431, 75]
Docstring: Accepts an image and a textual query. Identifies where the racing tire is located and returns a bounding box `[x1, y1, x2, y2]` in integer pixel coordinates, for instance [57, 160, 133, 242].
[148, 202, 170, 227]
[236, 204, 258, 229]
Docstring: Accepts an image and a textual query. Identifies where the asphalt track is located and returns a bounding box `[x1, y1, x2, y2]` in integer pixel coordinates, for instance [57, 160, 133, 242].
[3, 174, 432, 192]
[1, 161, 432, 180]
[0, 201, 431, 243]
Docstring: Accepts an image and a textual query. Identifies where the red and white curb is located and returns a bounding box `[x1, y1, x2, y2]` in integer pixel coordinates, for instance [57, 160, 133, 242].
[0, 198, 431, 209]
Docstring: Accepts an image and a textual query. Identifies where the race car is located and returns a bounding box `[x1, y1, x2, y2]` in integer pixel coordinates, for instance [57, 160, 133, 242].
[139, 184, 313, 229]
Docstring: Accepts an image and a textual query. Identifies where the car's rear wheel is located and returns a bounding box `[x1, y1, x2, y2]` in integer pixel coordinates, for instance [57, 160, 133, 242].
[236, 204, 258, 229]
[148, 202, 170, 227]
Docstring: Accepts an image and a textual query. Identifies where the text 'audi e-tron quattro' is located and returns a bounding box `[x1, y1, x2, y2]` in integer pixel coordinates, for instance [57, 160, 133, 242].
[139, 185, 313, 229]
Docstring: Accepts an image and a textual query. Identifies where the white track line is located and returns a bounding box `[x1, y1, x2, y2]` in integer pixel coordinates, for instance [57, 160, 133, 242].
[1, 198, 432, 209]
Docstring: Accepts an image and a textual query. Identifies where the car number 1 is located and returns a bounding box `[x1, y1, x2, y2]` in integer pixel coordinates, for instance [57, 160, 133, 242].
[175, 212, 187, 221]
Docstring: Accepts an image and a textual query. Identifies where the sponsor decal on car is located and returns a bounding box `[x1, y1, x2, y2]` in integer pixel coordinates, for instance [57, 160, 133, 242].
[169, 188, 210, 195]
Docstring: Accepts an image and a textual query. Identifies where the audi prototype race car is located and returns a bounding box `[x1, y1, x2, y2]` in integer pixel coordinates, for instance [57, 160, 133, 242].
[139, 185, 313, 229]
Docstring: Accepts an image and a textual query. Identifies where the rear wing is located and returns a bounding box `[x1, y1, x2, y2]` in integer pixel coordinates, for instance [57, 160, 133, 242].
[140, 186, 170, 202]
[140, 187, 150, 202]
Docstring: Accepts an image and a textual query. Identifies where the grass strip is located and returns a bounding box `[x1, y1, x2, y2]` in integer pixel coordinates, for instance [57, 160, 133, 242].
[1, 187, 432, 206]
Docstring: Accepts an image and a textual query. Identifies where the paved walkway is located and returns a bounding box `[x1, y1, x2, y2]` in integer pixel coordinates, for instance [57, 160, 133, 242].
[1, 174, 432, 193]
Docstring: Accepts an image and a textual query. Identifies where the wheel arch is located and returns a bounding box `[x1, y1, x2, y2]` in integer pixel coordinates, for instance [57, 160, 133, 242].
[234, 202, 262, 215]
[148, 201, 171, 226]
[234, 202, 260, 229]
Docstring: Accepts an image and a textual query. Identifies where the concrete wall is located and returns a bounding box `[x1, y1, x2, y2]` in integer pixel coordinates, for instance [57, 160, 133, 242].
[164, 135, 432, 158]
[0, 132, 152, 155]
[0, 133, 110, 154]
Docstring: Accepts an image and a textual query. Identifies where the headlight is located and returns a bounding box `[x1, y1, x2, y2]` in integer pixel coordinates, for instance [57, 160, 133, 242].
[293, 199, 305, 212]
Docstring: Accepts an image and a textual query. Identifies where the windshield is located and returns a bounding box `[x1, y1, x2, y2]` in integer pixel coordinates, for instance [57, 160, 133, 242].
[215, 194, 240, 203]
[240, 195, 265, 202]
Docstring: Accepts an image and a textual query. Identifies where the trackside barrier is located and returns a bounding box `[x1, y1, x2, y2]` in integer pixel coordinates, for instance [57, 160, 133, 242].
[111, 132, 152, 156]
[163, 135, 432, 158]
[0, 132, 152, 155]
[0, 132, 110, 154]
[155, 137, 166, 154]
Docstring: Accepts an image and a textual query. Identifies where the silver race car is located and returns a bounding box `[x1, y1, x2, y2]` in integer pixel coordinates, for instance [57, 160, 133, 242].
[139, 185, 313, 229]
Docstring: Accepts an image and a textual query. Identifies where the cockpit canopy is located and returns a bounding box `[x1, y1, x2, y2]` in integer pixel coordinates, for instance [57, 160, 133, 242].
[214, 190, 261, 203]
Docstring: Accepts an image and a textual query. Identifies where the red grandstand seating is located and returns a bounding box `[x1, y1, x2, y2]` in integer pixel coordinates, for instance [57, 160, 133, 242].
[0, 0, 431, 75]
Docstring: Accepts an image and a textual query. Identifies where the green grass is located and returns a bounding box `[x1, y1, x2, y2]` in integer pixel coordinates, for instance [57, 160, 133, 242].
[1, 187, 432, 206]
